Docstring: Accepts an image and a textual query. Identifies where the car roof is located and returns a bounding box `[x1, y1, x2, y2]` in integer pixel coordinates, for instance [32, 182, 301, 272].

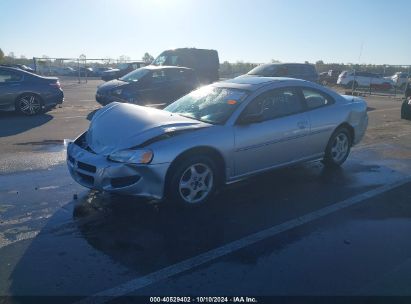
[0, 66, 25, 73]
[257, 62, 314, 67]
[143, 65, 194, 71]
[0, 66, 45, 78]
[214, 76, 310, 91]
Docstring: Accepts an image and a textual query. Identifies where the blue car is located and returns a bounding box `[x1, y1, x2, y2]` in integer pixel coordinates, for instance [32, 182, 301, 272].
[0, 66, 64, 115]
[96, 66, 199, 108]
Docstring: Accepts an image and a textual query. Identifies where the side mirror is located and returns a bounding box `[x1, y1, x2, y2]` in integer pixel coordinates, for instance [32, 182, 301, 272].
[238, 113, 263, 125]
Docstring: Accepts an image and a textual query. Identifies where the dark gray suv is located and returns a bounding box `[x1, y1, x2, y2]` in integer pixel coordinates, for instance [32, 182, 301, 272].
[244, 63, 319, 83]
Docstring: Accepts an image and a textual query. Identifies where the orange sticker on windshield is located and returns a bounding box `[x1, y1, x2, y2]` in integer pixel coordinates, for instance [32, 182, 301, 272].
[227, 100, 237, 105]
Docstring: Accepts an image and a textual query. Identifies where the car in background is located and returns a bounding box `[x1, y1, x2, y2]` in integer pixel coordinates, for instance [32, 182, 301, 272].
[389, 72, 410, 89]
[337, 71, 394, 90]
[319, 70, 341, 85]
[93, 67, 113, 77]
[53, 67, 76, 76]
[0, 66, 64, 115]
[78, 67, 94, 77]
[244, 63, 319, 83]
[152, 48, 219, 84]
[96, 66, 199, 107]
[68, 77, 367, 206]
[101, 62, 146, 81]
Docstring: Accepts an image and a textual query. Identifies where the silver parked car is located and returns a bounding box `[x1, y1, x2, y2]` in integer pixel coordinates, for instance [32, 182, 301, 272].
[67, 77, 368, 206]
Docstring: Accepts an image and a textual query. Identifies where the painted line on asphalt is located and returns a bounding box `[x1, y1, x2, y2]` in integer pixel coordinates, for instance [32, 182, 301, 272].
[76, 175, 411, 304]
[63, 116, 87, 119]
[368, 107, 400, 113]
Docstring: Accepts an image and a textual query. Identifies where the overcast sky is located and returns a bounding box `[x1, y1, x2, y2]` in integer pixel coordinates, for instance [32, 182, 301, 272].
[1, 0, 410, 64]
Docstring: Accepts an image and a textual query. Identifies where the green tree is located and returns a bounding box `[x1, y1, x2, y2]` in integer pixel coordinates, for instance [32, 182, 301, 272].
[0, 48, 4, 62]
[142, 52, 154, 64]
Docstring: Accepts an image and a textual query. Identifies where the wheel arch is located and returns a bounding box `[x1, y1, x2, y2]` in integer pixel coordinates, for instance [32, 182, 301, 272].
[334, 122, 355, 143]
[164, 146, 226, 195]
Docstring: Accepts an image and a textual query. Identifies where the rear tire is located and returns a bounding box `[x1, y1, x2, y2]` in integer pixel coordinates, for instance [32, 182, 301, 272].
[167, 155, 218, 208]
[16, 93, 43, 115]
[323, 127, 352, 167]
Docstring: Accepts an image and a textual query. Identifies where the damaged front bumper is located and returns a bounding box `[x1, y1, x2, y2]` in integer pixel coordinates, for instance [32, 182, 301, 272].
[66, 142, 169, 200]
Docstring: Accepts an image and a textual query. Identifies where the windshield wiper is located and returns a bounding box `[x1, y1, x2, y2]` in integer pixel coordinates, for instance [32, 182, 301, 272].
[176, 113, 216, 125]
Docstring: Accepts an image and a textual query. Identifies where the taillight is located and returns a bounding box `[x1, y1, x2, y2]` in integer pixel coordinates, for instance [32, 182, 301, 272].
[50, 81, 61, 89]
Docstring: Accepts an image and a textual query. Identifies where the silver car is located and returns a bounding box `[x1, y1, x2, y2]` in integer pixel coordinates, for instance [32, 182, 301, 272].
[67, 77, 368, 206]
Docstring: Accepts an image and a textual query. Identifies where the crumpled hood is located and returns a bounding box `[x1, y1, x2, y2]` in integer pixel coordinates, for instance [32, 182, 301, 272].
[86, 102, 210, 155]
[97, 79, 127, 92]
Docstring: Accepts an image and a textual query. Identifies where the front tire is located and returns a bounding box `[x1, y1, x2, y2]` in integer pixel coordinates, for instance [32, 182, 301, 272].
[167, 155, 218, 207]
[16, 94, 43, 115]
[323, 127, 352, 166]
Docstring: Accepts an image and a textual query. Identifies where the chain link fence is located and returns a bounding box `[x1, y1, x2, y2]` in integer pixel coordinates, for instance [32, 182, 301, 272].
[317, 64, 411, 98]
[32, 57, 146, 85]
[219, 62, 410, 98]
[5, 56, 408, 98]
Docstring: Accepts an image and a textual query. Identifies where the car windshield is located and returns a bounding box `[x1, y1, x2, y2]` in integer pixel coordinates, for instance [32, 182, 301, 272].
[164, 86, 248, 125]
[247, 64, 278, 76]
[119, 68, 150, 83]
[152, 54, 179, 66]
[152, 55, 167, 66]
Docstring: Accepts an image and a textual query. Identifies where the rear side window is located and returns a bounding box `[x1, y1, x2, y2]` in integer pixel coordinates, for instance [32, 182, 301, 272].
[0, 70, 23, 82]
[151, 70, 168, 83]
[166, 69, 186, 81]
[302, 88, 334, 109]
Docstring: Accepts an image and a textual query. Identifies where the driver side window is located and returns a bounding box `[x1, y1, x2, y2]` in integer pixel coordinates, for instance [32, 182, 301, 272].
[243, 87, 304, 121]
[151, 70, 168, 83]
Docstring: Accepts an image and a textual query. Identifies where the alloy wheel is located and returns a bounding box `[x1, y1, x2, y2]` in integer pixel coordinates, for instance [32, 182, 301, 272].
[331, 133, 349, 163]
[178, 163, 213, 204]
[19, 95, 41, 115]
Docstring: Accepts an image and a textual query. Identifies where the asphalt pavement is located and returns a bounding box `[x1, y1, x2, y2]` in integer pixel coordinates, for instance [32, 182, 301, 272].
[0, 79, 411, 303]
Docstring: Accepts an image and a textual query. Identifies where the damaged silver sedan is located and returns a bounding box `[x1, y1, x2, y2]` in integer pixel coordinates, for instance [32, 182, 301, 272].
[67, 77, 368, 206]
